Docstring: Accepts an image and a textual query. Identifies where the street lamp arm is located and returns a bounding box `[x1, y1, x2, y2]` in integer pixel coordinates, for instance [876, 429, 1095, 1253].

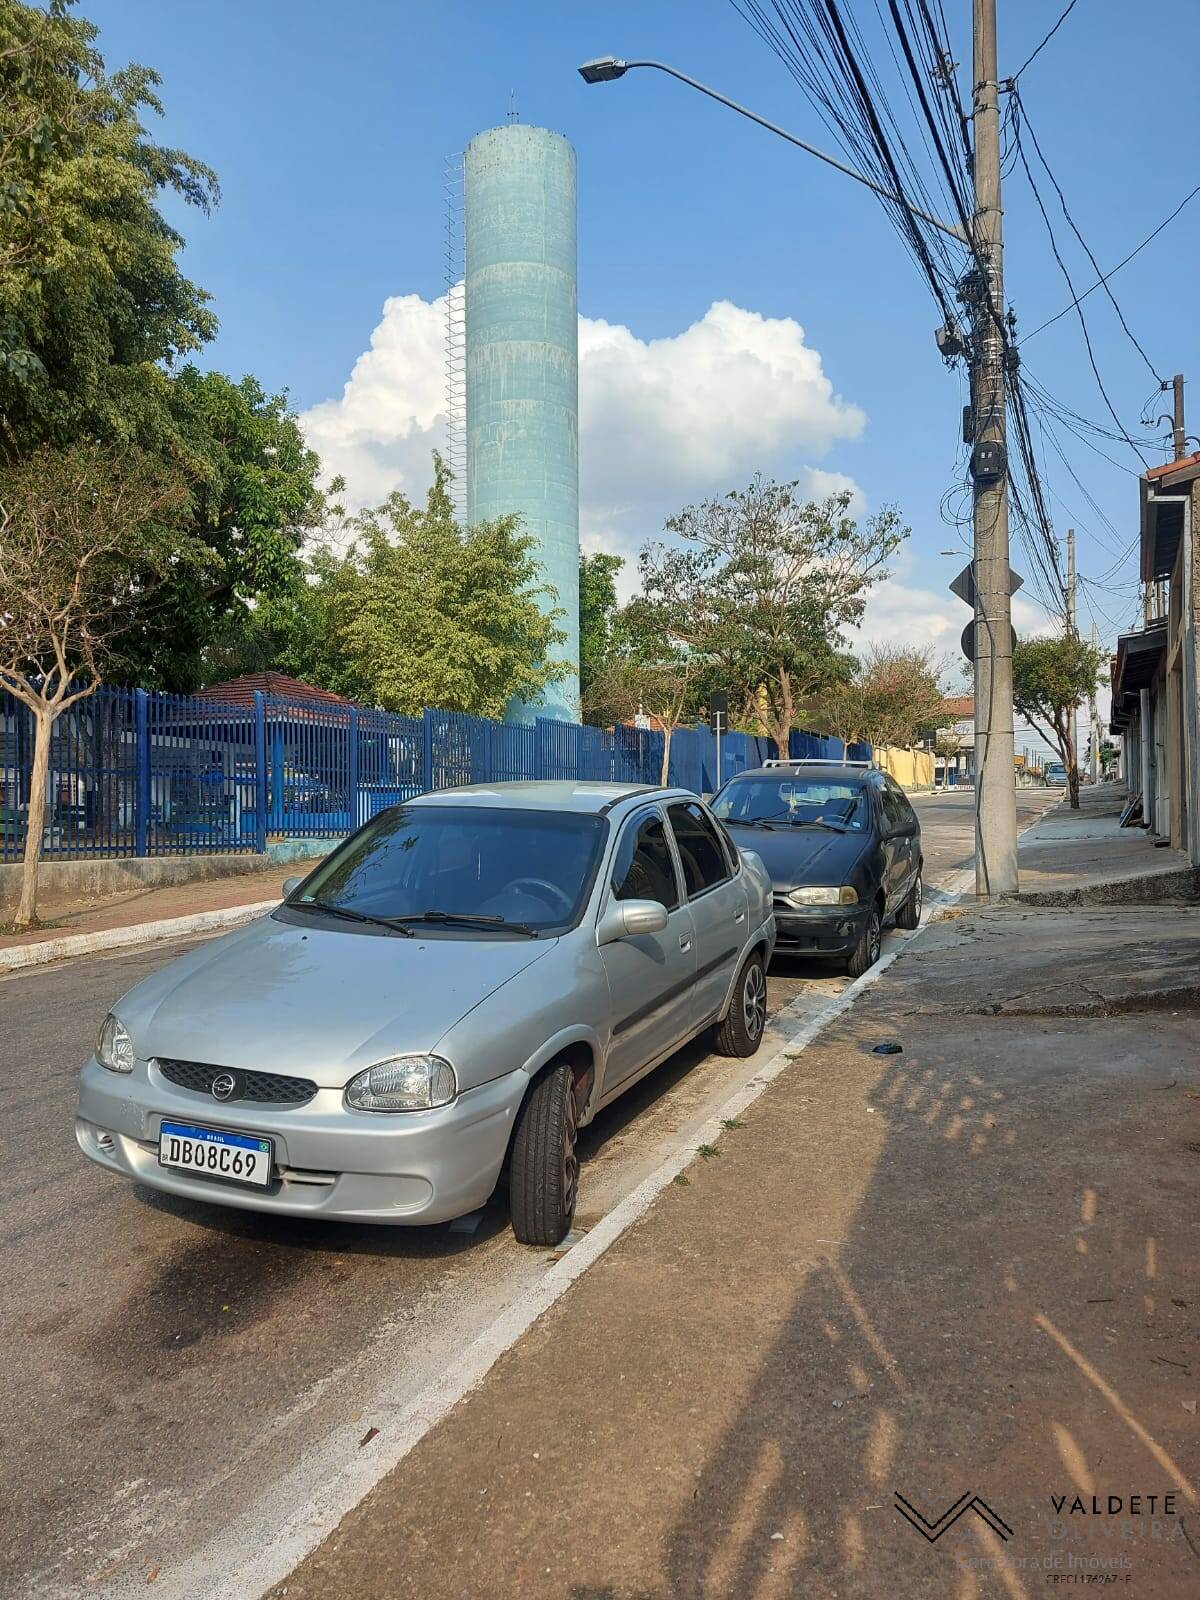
[609, 58, 970, 246]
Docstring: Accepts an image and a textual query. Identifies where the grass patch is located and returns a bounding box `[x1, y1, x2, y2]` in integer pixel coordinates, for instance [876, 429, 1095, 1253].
[697, 1143, 720, 1160]
[720, 1117, 746, 1131]
[672, 1173, 690, 1187]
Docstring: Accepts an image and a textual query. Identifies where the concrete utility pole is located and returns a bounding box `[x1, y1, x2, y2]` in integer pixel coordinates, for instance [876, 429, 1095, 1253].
[1172, 373, 1186, 460]
[1064, 526, 1079, 796]
[970, 0, 1018, 897]
[1089, 621, 1102, 782]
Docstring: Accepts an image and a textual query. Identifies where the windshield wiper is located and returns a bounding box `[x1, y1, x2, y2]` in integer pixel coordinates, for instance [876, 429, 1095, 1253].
[288, 901, 415, 936]
[394, 910, 540, 937]
[793, 818, 850, 833]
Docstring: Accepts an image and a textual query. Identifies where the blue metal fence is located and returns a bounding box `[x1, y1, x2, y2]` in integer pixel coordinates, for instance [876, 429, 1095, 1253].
[0, 683, 860, 862]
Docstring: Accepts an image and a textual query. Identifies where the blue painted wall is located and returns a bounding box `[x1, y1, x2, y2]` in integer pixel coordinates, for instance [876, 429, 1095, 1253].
[464, 124, 579, 722]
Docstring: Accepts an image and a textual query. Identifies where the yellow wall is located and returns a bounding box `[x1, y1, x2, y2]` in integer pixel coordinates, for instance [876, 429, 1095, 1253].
[875, 746, 935, 790]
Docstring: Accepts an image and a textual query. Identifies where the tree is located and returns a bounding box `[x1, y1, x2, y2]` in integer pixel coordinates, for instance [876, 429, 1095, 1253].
[0, 444, 187, 927]
[812, 645, 948, 754]
[123, 370, 335, 690]
[315, 462, 568, 718]
[578, 550, 623, 718]
[933, 726, 965, 787]
[581, 598, 703, 784]
[0, 0, 218, 456]
[643, 479, 907, 757]
[1011, 634, 1105, 810]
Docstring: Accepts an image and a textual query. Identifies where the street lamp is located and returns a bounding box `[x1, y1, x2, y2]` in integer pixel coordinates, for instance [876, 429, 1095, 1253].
[576, 55, 968, 244]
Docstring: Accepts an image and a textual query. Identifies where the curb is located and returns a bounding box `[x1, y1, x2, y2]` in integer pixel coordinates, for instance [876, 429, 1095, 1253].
[0, 900, 279, 973]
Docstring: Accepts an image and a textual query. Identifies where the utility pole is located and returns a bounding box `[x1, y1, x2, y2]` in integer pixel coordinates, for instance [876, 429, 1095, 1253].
[1089, 621, 1102, 782]
[1172, 373, 1186, 460]
[1066, 527, 1076, 632]
[970, 0, 1018, 897]
[1064, 527, 1078, 800]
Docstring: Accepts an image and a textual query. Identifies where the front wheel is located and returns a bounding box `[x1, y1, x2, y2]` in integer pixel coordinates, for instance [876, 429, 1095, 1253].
[509, 1062, 578, 1246]
[714, 951, 768, 1057]
[845, 905, 882, 979]
[896, 869, 923, 930]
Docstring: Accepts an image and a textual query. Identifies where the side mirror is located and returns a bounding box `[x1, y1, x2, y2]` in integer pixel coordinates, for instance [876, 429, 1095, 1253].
[597, 898, 670, 945]
[282, 875, 303, 899]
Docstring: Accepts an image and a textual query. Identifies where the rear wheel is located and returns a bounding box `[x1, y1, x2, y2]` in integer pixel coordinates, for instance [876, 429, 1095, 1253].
[896, 869, 923, 930]
[714, 951, 768, 1057]
[509, 1062, 579, 1246]
[845, 905, 882, 979]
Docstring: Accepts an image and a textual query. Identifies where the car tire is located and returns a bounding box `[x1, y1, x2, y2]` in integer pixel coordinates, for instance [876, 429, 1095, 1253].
[714, 950, 768, 1058]
[845, 905, 882, 979]
[509, 1061, 579, 1247]
[896, 869, 923, 930]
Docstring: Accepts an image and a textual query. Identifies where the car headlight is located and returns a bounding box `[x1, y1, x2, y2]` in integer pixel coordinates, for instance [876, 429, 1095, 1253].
[96, 1013, 135, 1073]
[784, 885, 859, 907]
[344, 1055, 457, 1113]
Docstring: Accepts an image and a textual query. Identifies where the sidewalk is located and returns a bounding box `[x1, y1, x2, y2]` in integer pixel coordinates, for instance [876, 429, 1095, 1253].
[0, 862, 294, 957]
[271, 841, 1200, 1597]
[1018, 784, 1197, 904]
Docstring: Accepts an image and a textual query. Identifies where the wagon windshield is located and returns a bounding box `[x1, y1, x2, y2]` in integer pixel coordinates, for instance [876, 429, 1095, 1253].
[286, 805, 608, 934]
[712, 776, 868, 831]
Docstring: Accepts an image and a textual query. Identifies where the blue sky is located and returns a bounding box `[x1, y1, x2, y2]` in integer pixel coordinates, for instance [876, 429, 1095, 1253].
[92, 0, 1200, 721]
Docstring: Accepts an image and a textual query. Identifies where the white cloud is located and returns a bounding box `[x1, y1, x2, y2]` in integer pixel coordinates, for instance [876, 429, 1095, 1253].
[300, 295, 867, 559]
[300, 292, 450, 511]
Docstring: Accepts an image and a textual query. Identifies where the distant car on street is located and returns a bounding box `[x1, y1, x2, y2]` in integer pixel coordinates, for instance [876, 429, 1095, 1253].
[1044, 762, 1067, 786]
[710, 760, 923, 977]
[77, 782, 775, 1246]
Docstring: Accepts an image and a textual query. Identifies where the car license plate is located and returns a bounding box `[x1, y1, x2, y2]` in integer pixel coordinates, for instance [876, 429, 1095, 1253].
[159, 1121, 273, 1189]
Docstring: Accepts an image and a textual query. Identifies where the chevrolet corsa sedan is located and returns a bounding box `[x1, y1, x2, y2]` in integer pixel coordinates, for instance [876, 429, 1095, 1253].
[77, 783, 775, 1245]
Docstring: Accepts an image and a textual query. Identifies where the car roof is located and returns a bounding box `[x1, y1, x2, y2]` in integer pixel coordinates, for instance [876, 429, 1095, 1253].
[404, 780, 696, 816]
[729, 763, 874, 783]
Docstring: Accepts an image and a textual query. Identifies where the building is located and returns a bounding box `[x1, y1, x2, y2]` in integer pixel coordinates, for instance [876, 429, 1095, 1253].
[933, 696, 975, 786]
[1110, 449, 1200, 858]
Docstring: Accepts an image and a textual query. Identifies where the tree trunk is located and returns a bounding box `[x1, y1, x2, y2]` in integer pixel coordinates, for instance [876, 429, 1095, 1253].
[14, 706, 53, 930]
[1064, 713, 1080, 810]
[660, 724, 672, 787]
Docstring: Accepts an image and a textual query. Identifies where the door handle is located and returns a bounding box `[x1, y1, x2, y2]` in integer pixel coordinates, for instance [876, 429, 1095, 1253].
[734, 909, 746, 924]
[679, 936, 692, 952]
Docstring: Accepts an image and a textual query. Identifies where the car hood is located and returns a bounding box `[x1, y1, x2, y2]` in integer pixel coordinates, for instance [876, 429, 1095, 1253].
[723, 823, 866, 890]
[120, 913, 555, 1088]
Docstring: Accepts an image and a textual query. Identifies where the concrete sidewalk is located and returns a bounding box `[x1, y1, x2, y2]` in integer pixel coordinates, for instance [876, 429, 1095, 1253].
[0, 863, 296, 966]
[1018, 784, 1197, 904]
[271, 873, 1200, 1596]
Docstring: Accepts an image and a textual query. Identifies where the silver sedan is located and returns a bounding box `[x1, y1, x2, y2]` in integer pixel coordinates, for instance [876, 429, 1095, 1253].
[77, 782, 776, 1244]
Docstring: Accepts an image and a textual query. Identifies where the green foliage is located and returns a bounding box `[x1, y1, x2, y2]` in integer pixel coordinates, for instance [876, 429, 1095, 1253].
[0, 0, 218, 455]
[642, 478, 907, 755]
[291, 462, 568, 718]
[118, 369, 335, 690]
[578, 550, 623, 715]
[1012, 633, 1106, 807]
[814, 645, 948, 751]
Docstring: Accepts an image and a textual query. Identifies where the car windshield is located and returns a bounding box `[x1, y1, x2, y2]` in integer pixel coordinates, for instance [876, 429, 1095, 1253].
[289, 805, 608, 934]
[712, 775, 868, 831]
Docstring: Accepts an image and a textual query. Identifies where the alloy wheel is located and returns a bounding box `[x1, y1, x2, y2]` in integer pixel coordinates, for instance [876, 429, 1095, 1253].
[742, 962, 767, 1038]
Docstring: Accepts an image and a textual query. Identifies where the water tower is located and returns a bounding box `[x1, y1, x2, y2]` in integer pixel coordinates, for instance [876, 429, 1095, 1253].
[464, 123, 579, 723]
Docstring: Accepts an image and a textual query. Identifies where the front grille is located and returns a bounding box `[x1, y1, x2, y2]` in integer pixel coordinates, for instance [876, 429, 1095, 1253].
[155, 1057, 318, 1106]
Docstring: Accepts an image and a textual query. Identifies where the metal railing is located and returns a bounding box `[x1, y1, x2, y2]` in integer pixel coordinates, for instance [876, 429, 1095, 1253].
[0, 684, 859, 861]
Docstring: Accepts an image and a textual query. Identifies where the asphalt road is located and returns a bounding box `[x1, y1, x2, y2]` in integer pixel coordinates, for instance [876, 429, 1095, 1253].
[0, 789, 1051, 1597]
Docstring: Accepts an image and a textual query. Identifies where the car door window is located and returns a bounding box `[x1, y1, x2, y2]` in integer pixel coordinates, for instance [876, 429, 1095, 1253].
[667, 802, 730, 898]
[611, 813, 680, 910]
[882, 778, 913, 834]
[878, 781, 904, 835]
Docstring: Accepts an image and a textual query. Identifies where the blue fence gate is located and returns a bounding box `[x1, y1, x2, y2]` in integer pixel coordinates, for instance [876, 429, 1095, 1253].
[0, 683, 858, 863]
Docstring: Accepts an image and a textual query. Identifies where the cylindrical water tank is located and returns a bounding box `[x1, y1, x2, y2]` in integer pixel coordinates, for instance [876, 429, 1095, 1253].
[464, 124, 579, 723]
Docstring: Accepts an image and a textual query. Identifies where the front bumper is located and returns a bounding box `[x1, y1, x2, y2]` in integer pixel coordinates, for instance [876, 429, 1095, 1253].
[76, 1056, 528, 1225]
[771, 901, 868, 956]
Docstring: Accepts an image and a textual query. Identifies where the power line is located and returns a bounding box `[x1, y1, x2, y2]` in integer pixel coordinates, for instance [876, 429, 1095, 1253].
[1012, 0, 1083, 80]
[1021, 180, 1200, 344]
[1012, 88, 1162, 386]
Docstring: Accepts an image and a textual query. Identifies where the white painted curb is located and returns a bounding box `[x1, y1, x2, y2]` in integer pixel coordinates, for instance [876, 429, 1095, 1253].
[0, 900, 278, 973]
